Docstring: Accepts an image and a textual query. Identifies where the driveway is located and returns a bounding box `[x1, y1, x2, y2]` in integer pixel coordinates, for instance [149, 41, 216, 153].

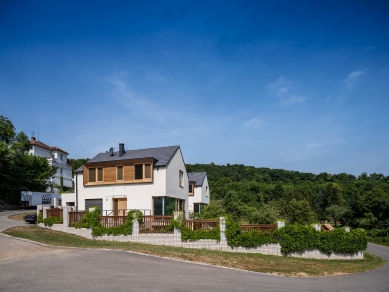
[0, 212, 388, 292]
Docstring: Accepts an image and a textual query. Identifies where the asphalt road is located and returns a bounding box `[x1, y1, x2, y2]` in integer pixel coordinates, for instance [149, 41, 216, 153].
[0, 211, 388, 292]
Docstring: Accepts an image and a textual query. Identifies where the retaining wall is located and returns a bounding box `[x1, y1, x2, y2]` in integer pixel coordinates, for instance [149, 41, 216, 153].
[38, 209, 364, 259]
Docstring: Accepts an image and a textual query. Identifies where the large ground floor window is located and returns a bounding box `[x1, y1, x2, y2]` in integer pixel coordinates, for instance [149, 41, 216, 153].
[153, 197, 185, 216]
[193, 203, 207, 213]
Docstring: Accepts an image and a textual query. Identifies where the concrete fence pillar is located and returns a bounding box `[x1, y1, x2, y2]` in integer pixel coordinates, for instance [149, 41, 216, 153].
[42, 206, 50, 219]
[63, 206, 72, 227]
[173, 212, 182, 244]
[219, 217, 227, 250]
[132, 217, 140, 236]
[277, 221, 285, 229]
[37, 205, 42, 216]
[312, 224, 321, 231]
[54, 198, 59, 208]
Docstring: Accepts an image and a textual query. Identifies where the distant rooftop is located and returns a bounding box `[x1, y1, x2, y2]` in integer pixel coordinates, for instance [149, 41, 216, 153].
[188, 172, 207, 186]
[30, 137, 69, 155]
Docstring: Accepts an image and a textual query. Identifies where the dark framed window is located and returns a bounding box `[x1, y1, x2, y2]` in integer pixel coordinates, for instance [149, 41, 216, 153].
[89, 168, 96, 182]
[117, 166, 123, 180]
[135, 164, 143, 179]
[97, 168, 103, 181]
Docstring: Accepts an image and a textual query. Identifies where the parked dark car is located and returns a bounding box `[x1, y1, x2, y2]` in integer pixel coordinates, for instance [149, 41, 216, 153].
[23, 214, 37, 224]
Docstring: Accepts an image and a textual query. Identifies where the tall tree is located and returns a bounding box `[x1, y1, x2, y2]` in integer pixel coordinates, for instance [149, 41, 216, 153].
[0, 116, 57, 206]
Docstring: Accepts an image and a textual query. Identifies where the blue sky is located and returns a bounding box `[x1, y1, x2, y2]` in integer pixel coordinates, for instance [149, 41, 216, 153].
[1, 1, 388, 176]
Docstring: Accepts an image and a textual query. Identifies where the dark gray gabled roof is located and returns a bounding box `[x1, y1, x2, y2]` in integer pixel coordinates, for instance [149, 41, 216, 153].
[188, 172, 207, 187]
[74, 146, 180, 173]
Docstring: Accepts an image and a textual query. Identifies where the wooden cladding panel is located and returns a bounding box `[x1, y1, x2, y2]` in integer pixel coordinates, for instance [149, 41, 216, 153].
[104, 166, 116, 182]
[83, 158, 153, 186]
[83, 165, 88, 185]
[124, 163, 134, 181]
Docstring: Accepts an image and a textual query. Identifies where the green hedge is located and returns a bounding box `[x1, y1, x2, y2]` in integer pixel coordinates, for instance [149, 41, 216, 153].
[275, 224, 367, 254]
[74, 207, 143, 237]
[169, 213, 221, 241]
[225, 216, 278, 247]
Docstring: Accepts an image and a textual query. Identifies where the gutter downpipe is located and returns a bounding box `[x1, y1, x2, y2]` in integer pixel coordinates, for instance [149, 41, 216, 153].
[75, 173, 78, 212]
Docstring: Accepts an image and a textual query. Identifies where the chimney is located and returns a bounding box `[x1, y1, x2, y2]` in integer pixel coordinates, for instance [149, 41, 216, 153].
[31, 137, 36, 143]
[119, 142, 125, 156]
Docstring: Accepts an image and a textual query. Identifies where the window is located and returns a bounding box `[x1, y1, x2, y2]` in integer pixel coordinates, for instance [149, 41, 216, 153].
[135, 163, 152, 180]
[135, 164, 143, 179]
[97, 167, 103, 182]
[189, 182, 194, 195]
[60, 154, 63, 160]
[117, 166, 123, 180]
[206, 186, 208, 197]
[88, 167, 102, 183]
[60, 168, 63, 175]
[179, 170, 184, 187]
[89, 168, 96, 182]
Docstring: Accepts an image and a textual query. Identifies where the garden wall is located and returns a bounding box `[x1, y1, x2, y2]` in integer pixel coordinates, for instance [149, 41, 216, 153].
[38, 207, 364, 260]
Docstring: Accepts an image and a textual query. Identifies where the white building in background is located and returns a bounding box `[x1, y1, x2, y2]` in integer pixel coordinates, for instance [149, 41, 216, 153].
[188, 172, 210, 214]
[29, 136, 72, 188]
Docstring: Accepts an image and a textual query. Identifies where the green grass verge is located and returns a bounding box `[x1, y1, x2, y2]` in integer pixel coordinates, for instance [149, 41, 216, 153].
[369, 237, 389, 247]
[3, 225, 386, 277]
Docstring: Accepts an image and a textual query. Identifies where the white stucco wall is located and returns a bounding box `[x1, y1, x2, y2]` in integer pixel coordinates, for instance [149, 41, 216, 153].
[188, 175, 210, 213]
[165, 148, 188, 212]
[75, 166, 167, 212]
[29, 146, 51, 159]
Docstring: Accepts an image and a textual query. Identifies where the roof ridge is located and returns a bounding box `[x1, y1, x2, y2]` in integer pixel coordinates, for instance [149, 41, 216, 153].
[96, 145, 179, 155]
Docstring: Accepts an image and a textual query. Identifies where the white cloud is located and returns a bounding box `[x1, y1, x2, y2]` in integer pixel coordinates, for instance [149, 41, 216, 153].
[109, 76, 174, 123]
[269, 76, 291, 96]
[305, 143, 321, 150]
[269, 77, 307, 106]
[279, 94, 307, 106]
[344, 70, 366, 88]
[243, 118, 262, 128]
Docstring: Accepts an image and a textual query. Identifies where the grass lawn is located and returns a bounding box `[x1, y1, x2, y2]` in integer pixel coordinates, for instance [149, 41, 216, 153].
[369, 237, 389, 247]
[3, 225, 386, 277]
[8, 212, 35, 222]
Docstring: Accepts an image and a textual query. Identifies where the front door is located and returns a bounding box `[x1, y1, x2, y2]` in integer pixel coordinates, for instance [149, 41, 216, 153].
[113, 198, 127, 216]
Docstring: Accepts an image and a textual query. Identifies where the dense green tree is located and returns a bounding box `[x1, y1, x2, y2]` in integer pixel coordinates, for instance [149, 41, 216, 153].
[0, 116, 57, 206]
[248, 203, 280, 224]
[325, 205, 349, 227]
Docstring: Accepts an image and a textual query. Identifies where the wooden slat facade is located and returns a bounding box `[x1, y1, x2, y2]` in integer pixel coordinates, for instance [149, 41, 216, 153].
[83, 158, 153, 186]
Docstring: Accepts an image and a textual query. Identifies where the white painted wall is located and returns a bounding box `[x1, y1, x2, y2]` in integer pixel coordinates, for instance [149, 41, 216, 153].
[29, 146, 51, 159]
[75, 165, 167, 212]
[165, 148, 188, 213]
[188, 175, 210, 213]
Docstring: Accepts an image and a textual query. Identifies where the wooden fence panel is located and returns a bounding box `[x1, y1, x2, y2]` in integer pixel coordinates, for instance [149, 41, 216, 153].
[46, 208, 63, 218]
[100, 216, 127, 228]
[68, 211, 86, 226]
[140, 215, 173, 233]
[183, 220, 219, 231]
[240, 224, 276, 233]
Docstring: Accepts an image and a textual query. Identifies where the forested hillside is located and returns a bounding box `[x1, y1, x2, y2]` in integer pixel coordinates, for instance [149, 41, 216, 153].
[186, 163, 389, 231]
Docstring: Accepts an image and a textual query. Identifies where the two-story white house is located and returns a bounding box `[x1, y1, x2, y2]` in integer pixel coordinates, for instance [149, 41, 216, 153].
[188, 172, 210, 214]
[29, 136, 73, 188]
[74, 144, 191, 217]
